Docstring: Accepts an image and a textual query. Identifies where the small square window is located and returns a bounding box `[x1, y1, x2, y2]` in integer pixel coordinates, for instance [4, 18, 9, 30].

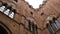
[9, 12, 14, 18]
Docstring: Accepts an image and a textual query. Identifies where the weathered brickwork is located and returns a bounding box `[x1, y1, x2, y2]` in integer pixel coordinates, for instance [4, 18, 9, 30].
[0, 0, 60, 34]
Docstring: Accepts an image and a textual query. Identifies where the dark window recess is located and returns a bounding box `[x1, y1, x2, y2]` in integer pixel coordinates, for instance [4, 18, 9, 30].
[41, 13, 44, 16]
[29, 5, 32, 8]
[14, 0, 18, 2]
[53, 17, 57, 22]
[7, 6, 12, 10]
[25, 19, 38, 34]
[12, 9, 16, 13]
[33, 24, 38, 34]
[2, 2, 7, 7]
[30, 12, 34, 17]
[28, 20, 38, 34]
[30, 12, 33, 15]
[32, 22, 35, 31]
[55, 20, 60, 29]
[28, 20, 31, 30]
[0, 26, 8, 34]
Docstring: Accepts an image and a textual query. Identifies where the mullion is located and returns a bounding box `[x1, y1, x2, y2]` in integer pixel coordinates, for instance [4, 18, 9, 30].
[51, 23, 57, 33]
[34, 25, 38, 34]
[48, 25, 54, 34]
[55, 20, 60, 29]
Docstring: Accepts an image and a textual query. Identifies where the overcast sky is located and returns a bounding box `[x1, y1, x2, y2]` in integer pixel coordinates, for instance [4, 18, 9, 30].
[25, 0, 44, 9]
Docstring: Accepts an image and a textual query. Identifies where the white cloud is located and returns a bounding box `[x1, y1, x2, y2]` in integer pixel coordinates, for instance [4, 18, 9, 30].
[25, 0, 44, 9]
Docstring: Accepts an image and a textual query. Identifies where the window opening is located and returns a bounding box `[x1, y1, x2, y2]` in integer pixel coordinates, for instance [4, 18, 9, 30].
[9, 12, 14, 18]
[4, 6, 12, 15]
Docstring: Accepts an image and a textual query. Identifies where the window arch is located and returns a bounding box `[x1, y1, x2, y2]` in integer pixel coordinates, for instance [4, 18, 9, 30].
[0, 21, 12, 34]
[0, 25, 8, 34]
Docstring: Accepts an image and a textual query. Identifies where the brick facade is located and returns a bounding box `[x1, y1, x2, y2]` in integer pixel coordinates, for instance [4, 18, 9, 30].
[0, 0, 60, 34]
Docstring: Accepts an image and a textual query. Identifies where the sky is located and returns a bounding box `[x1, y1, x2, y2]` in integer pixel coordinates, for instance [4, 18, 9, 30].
[25, 0, 44, 9]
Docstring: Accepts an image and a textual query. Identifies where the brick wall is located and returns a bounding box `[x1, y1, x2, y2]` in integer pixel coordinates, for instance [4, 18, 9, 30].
[0, 0, 60, 34]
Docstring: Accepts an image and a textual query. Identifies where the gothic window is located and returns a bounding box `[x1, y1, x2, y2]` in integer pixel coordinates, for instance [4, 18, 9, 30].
[24, 19, 38, 34]
[47, 17, 60, 34]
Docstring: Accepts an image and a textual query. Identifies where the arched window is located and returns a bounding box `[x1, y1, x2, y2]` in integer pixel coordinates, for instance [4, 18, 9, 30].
[0, 21, 12, 34]
[0, 25, 8, 34]
[24, 18, 38, 34]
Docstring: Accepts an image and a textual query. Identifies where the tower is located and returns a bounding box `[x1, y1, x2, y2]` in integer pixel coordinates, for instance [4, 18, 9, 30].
[0, 0, 60, 34]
